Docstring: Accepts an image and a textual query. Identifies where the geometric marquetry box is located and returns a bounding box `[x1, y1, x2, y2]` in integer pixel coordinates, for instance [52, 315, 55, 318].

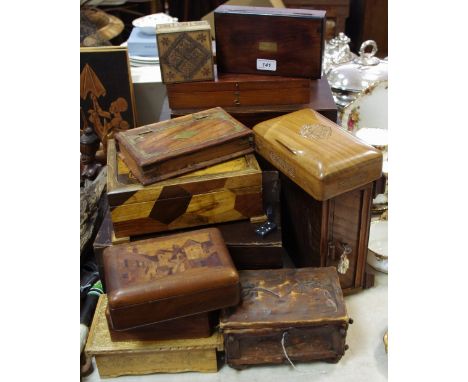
[85, 295, 224, 378]
[156, 21, 214, 84]
[107, 139, 263, 238]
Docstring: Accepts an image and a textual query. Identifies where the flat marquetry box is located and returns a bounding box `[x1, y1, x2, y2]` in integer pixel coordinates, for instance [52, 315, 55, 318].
[107, 139, 263, 238]
[85, 295, 224, 378]
[156, 20, 214, 84]
[215, 5, 325, 79]
[115, 107, 254, 185]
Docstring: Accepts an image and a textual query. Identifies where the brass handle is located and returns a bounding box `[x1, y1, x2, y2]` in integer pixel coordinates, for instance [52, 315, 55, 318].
[193, 114, 209, 120]
[337, 243, 352, 275]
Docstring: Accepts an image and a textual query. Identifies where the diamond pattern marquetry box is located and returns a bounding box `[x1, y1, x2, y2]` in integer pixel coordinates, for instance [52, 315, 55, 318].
[156, 21, 214, 84]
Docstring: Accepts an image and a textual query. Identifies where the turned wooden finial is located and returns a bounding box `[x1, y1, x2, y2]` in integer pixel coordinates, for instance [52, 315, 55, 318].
[80, 127, 102, 182]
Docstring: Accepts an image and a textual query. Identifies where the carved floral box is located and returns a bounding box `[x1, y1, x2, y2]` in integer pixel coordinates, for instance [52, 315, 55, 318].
[220, 267, 351, 369]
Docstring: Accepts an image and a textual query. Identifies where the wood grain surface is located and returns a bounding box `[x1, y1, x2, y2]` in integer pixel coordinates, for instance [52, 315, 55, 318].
[215, 5, 325, 79]
[94, 171, 282, 291]
[166, 69, 310, 109]
[280, 175, 374, 293]
[107, 139, 263, 238]
[253, 108, 382, 201]
[103, 228, 240, 330]
[170, 77, 338, 126]
[220, 268, 349, 368]
[105, 304, 215, 342]
[115, 107, 253, 185]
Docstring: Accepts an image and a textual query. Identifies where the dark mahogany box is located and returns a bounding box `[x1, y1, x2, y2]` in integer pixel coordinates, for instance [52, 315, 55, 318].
[214, 5, 325, 79]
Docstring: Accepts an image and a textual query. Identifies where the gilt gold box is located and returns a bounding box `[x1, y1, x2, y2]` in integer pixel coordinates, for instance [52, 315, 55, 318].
[85, 295, 224, 378]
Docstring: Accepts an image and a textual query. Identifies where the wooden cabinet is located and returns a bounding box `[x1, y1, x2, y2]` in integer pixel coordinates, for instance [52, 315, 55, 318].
[280, 175, 375, 293]
[346, 0, 388, 58]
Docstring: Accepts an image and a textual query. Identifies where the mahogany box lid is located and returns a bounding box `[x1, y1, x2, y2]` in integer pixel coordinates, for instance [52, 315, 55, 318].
[104, 227, 240, 330]
[220, 267, 348, 331]
[253, 108, 383, 201]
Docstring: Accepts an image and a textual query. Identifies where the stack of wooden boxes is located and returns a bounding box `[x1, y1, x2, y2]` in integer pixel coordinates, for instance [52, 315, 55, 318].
[165, 6, 338, 125]
[86, 4, 384, 377]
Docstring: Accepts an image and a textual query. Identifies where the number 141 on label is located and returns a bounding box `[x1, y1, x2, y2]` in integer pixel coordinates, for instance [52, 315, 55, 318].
[257, 59, 277, 71]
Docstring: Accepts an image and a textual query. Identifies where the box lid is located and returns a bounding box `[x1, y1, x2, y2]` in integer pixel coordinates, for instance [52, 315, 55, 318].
[214, 5, 325, 19]
[156, 20, 211, 34]
[104, 228, 239, 310]
[115, 107, 252, 168]
[85, 295, 224, 355]
[253, 108, 382, 200]
[107, 139, 261, 207]
[220, 267, 348, 330]
[166, 67, 310, 93]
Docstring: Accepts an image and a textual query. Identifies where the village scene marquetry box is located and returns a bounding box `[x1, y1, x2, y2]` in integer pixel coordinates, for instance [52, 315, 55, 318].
[107, 139, 263, 238]
[85, 295, 224, 378]
[220, 267, 351, 369]
[156, 20, 214, 84]
[104, 228, 240, 331]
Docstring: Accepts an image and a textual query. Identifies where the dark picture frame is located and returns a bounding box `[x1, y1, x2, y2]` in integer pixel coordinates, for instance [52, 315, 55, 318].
[80, 46, 137, 150]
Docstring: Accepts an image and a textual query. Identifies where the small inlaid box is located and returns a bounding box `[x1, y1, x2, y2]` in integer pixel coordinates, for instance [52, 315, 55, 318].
[156, 21, 214, 84]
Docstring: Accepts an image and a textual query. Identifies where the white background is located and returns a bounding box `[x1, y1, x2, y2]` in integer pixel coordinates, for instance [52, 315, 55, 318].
[0, 1, 467, 380]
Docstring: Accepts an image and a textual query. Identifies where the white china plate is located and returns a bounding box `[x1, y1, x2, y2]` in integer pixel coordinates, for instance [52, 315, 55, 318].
[120, 42, 159, 64]
[367, 220, 388, 273]
[130, 56, 159, 63]
[132, 13, 178, 35]
[340, 80, 388, 136]
[81, 0, 126, 5]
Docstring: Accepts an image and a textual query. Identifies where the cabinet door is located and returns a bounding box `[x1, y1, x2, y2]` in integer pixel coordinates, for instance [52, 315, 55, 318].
[325, 184, 373, 290]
